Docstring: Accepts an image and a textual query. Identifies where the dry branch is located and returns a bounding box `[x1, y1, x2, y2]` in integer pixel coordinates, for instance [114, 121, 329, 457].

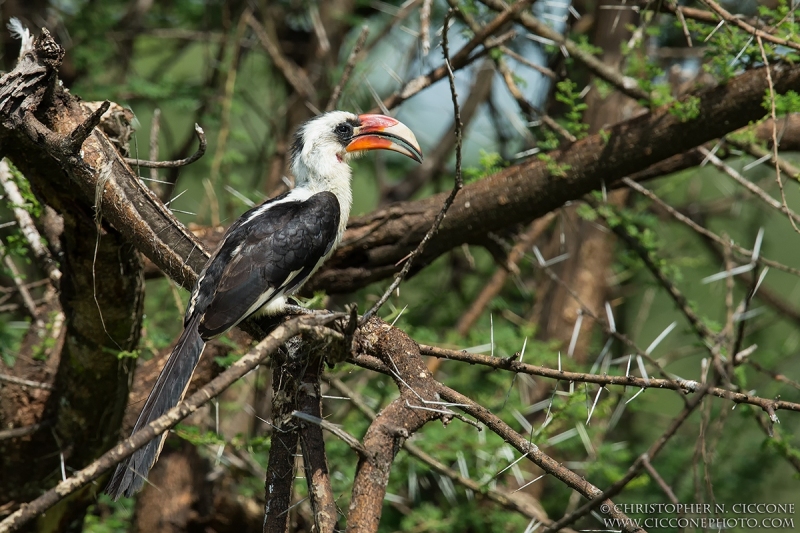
[124, 123, 207, 168]
[0, 159, 61, 287]
[264, 339, 302, 533]
[347, 318, 449, 533]
[419, 344, 800, 414]
[297, 355, 339, 533]
[0, 315, 337, 533]
[329, 377, 571, 529]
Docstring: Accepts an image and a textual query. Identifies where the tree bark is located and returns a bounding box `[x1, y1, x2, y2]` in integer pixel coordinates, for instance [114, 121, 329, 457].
[0, 31, 144, 527]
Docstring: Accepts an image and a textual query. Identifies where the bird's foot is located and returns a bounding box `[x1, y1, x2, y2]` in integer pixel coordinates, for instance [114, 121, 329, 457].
[283, 304, 328, 316]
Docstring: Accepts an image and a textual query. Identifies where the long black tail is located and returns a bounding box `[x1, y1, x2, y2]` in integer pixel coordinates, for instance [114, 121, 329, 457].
[106, 314, 205, 499]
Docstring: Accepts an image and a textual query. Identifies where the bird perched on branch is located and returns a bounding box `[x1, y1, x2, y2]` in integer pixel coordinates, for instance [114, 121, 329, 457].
[106, 111, 423, 499]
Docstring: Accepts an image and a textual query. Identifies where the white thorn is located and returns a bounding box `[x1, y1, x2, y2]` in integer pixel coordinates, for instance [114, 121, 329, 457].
[568, 311, 583, 358]
[532, 245, 546, 267]
[701, 263, 755, 284]
[605, 301, 616, 333]
[743, 154, 772, 172]
[587, 387, 603, 424]
[490, 314, 495, 358]
[754, 267, 769, 296]
[645, 322, 677, 355]
[590, 338, 613, 375]
[626, 387, 645, 404]
[636, 355, 650, 385]
[390, 305, 408, 326]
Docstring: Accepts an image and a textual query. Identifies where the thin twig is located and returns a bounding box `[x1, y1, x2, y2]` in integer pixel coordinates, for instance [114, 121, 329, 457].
[499, 45, 556, 79]
[700, 0, 800, 52]
[325, 25, 370, 112]
[756, 36, 800, 234]
[0, 159, 61, 286]
[700, 147, 800, 229]
[418, 344, 800, 413]
[0, 372, 53, 390]
[623, 177, 800, 279]
[420, 0, 432, 55]
[673, 2, 693, 47]
[642, 457, 681, 506]
[124, 124, 207, 168]
[361, 9, 464, 323]
[293, 410, 368, 457]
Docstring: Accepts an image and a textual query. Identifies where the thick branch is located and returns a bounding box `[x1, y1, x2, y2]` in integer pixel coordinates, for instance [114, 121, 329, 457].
[310, 63, 800, 294]
[347, 318, 445, 533]
[297, 357, 338, 533]
[263, 339, 302, 533]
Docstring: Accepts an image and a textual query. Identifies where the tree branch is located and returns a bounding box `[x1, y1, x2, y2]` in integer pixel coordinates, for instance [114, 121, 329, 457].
[419, 344, 800, 414]
[311, 62, 800, 294]
[347, 318, 447, 533]
[0, 315, 338, 533]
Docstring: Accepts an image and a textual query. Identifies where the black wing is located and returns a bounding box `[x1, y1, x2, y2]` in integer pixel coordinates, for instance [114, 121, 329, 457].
[190, 191, 340, 339]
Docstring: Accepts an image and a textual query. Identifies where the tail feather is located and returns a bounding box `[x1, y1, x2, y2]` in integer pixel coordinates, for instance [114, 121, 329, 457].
[106, 315, 205, 499]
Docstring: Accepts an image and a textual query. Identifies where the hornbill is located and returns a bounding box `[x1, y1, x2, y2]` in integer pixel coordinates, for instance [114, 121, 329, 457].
[106, 111, 423, 499]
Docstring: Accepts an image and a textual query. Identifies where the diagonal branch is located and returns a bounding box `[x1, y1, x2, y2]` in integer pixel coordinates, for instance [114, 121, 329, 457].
[478, 0, 649, 101]
[435, 384, 645, 533]
[0, 314, 338, 533]
[311, 62, 800, 294]
[699, 0, 800, 52]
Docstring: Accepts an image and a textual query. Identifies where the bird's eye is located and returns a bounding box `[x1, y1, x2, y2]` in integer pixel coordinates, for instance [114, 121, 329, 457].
[335, 123, 353, 137]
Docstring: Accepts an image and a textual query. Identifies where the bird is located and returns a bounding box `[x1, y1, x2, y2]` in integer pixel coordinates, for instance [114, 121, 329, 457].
[106, 111, 423, 499]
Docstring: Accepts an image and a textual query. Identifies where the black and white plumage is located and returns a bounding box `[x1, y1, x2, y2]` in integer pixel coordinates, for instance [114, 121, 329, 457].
[106, 111, 422, 499]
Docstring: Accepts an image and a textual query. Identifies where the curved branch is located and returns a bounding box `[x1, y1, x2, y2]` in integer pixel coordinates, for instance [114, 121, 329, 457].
[124, 123, 207, 169]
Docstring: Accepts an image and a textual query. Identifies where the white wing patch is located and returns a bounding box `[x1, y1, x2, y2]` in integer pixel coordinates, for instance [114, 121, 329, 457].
[240, 188, 313, 227]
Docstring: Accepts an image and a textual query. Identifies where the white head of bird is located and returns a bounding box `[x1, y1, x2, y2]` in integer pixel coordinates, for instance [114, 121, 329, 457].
[290, 111, 423, 205]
